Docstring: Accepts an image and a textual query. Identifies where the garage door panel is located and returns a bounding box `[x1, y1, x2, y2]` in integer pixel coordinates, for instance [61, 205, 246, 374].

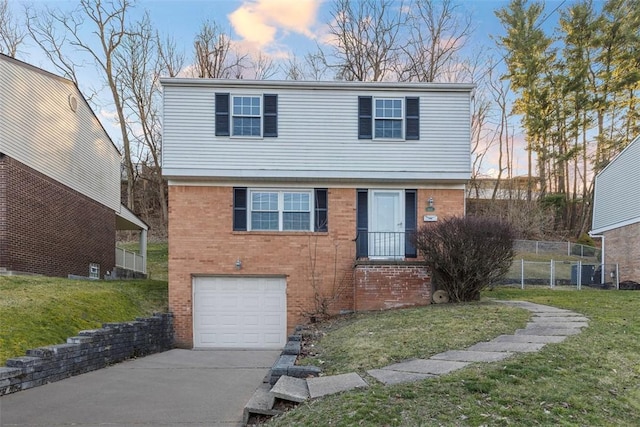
[193, 277, 286, 349]
[243, 314, 259, 326]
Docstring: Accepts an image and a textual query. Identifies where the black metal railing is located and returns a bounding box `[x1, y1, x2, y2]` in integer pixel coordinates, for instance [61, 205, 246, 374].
[355, 231, 417, 259]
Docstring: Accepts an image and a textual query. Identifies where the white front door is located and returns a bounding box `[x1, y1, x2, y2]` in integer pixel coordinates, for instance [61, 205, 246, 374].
[369, 190, 404, 259]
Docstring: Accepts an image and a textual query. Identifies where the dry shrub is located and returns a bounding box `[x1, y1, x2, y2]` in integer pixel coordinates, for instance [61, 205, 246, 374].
[414, 216, 515, 302]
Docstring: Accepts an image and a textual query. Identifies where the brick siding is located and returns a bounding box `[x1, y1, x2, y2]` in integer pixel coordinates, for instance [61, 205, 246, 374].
[0, 155, 115, 277]
[354, 262, 431, 311]
[168, 185, 465, 348]
[604, 223, 640, 283]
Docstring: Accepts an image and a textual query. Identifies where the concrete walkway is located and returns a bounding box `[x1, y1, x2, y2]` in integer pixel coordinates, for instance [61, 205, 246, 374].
[255, 301, 588, 419]
[0, 349, 280, 427]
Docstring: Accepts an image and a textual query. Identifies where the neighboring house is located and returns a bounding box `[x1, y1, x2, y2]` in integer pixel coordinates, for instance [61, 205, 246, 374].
[591, 135, 640, 283]
[0, 54, 147, 279]
[161, 78, 474, 349]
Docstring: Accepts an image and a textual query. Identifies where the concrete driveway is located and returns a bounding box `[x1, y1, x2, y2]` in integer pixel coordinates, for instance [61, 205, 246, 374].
[0, 349, 280, 427]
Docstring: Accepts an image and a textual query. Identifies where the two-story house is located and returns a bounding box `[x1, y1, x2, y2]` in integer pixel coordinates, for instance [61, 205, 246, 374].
[161, 79, 474, 349]
[0, 54, 147, 279]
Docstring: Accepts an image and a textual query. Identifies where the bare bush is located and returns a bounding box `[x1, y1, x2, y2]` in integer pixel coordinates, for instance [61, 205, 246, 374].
[414, 216, 515, 302]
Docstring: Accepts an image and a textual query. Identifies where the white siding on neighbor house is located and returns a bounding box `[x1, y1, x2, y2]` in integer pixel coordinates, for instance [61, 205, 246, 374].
[0, 56, 121, 211]
[161, 80, 473, 182]
[592, 136, 640, 233]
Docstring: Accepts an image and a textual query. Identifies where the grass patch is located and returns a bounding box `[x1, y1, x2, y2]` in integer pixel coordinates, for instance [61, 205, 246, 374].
[118, 241, 168, 281]
[270, 288, 640, 426]
[299, 302, 530, 375]
[0, 275, 167, 366]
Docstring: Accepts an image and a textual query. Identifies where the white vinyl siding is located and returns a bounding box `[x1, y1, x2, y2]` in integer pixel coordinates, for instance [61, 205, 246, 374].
[0, 57, 121, 211]
[592, 136, 640, 233]
[161, 81, 473, 182]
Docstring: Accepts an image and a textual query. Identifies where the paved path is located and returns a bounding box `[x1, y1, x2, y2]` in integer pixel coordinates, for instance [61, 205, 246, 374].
[0, 349, 280, 427]
[265, 301, 589, 408]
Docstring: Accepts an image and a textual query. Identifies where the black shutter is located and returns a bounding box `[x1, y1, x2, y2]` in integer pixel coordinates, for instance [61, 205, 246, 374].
[405, 190, 417, 258]
[356, 189, 368, 258]
[314, 189, 328, 232]
[263, 94, 278, 137]
[358, 96, 372, 139]
[406, 97, 419, 140]
[233, 187, 247, 231]
[215, 93, 230, 136]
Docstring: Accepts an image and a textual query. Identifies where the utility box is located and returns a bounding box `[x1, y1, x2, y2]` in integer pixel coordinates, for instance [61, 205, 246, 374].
[571, 264, 595, 285]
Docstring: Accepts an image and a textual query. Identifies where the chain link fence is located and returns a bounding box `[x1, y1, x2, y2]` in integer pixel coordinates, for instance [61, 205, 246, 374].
[501, 260, 619, 290]
[514, 239, 600, 260]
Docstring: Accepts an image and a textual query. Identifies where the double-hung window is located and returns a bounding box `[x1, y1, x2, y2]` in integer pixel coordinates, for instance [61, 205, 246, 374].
[250, 190, 312, 231]
[216, 93, 278, 137]
[232, 96, 261, 136]
[358, 96, 419, 140]
[374, 98, 403, 139]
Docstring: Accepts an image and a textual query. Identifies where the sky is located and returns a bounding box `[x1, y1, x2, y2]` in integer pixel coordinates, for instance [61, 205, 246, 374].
[13, 0, 573, 177]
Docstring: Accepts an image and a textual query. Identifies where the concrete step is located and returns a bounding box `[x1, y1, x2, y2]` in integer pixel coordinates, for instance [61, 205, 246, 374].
[270, 375, 309, 403]
[243, 383, 282, 426]
[307, 373, 368, 399]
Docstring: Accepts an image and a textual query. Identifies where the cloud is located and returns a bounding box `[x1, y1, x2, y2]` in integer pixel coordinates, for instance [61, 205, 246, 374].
[229, 0, 322, 48]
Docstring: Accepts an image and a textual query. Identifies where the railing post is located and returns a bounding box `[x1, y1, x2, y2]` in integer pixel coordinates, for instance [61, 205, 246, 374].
[521, 259, 524, 289]
[577, 260, 582, 290]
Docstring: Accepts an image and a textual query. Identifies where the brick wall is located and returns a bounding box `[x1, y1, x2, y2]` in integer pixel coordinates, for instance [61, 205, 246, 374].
[605, 223, 640, 283]
[168, 185, 465, 348]
[0, 314, 173, 396]
[354, 262, 431, 311]
[0, 155, 115, 277]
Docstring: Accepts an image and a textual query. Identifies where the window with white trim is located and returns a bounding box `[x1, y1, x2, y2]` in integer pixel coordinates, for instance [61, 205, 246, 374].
[232, 96, 261, 136]
[374, 98, 403, 139]
[249, 190, 313, 231]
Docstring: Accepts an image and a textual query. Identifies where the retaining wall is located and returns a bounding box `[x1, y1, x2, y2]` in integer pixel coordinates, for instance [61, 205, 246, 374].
[0, 313, 173, 396]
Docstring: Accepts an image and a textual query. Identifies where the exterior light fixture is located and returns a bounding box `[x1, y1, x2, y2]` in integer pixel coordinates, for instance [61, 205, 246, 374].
[235, 259, 242, 270]
[426, 197, 435, 212]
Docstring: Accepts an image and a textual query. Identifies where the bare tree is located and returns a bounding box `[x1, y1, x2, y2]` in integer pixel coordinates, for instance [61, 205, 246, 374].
[398, 0, 473, 83]
[115, 14, 168, 229]
[249, 51, 277, 80]
[282, 50, 329, 81]
[0, 0, 25, 57]
[158, 34, 184, 78]
[326, 0, 407, 81]
[193, 20, 246, 78]
[26, 0, 138, 209]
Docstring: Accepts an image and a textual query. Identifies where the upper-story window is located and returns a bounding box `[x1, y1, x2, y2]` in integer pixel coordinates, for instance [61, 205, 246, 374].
[233, 96, 261, 136]
[359, 96, 420, 141]
[374, 98, 403, 139]
[215, 93, 278, 138]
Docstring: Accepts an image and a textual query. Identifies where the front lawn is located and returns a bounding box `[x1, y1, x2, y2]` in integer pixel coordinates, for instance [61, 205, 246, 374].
[270, 287, 640, 426]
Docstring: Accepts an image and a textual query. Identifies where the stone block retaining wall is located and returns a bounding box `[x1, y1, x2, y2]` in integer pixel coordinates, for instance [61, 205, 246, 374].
[0, 313, 173, 396]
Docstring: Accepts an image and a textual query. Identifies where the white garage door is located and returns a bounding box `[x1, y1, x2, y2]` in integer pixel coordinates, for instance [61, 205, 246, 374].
[193, 276, 287, 349]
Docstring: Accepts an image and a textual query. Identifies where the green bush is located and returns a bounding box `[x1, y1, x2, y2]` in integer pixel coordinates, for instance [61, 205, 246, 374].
[414, 216, 515, 302]
[571, 233, 597, 257]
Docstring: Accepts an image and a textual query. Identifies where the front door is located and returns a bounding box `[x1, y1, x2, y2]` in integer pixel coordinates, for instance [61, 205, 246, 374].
[369, 190, 404, 259]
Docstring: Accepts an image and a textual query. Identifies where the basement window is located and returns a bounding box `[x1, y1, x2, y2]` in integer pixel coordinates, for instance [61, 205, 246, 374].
[89, 263, 100, 280]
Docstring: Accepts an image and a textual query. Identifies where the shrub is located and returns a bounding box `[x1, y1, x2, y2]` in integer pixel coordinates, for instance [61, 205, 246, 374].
[414, 216, 515, 302]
